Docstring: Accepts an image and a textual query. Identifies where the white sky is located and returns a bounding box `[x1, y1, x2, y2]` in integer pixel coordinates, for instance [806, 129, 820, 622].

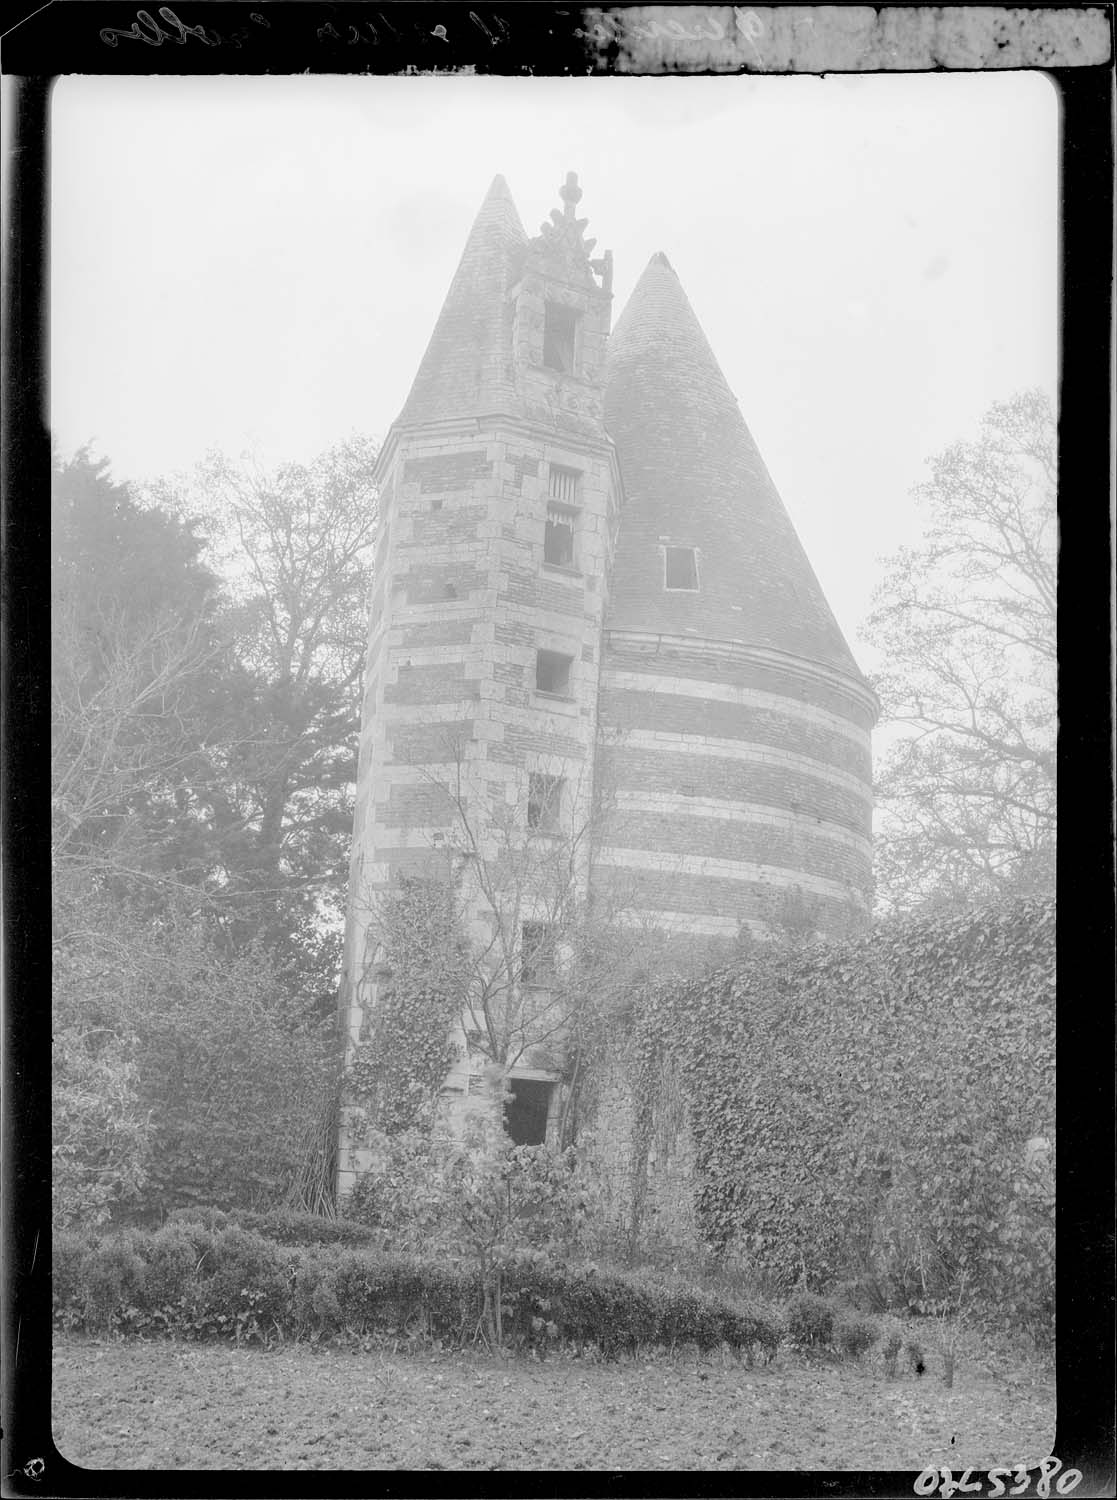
[50, 72, 1058, 668]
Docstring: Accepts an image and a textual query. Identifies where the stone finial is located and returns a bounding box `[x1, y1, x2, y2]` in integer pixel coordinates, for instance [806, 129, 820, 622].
[534, 171, 610, 295]
[559, 170, 583, 217]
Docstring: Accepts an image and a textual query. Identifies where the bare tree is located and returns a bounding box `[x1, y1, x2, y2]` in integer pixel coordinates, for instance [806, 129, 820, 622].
[351, 737, 670, 1146]
[144, 438, 379, 904]
[865, 390, 1057, 912]
[51, 595, 216, 871]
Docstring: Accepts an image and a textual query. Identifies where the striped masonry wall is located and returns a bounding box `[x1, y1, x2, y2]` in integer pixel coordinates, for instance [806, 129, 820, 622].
[593, 635, 876, 940]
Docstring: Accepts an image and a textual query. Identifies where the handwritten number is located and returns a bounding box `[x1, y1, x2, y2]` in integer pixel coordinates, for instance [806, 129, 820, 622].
[938, 1470, 982, 1498]
[913, 1460, 1080, 1497]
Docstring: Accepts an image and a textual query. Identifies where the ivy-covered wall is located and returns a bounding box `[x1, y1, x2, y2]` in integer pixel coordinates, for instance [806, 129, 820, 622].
[595, 898, 1054, 1324]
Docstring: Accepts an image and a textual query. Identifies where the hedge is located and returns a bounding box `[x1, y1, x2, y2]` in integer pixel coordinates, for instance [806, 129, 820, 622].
[54, 1222, 781, 1364]
[628, 897, 1055, 1335]
[166, 1205, 387, 1249]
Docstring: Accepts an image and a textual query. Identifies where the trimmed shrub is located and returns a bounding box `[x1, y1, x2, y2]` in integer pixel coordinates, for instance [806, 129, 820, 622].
[835, 1314, 879, 1359]
[219, 1208, 386, 1250]
[142, 1223, 198, 1309]
[786, 1292, 835, 1348]
[53, 1230, 92, 1328]
[53, 1226, 782, 1363]
[83, 1235, 147, 1332]
[166, 1206, 230, 1235]
[725, 1302, 783, 1366]
[181, 1226, 292, 1343]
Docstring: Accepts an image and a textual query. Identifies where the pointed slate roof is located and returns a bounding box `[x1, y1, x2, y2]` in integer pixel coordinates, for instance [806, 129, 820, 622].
[396, 176, 527, 428]
[604, 254, 863, 678]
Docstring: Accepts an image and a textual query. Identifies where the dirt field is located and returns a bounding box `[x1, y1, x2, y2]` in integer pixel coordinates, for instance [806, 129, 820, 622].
[51, 1332, 1054, 1472]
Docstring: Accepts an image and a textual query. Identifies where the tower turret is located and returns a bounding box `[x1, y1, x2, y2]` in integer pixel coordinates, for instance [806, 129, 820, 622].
[595, 253, 877, 943]
[339, 176, 620, 1187]
[340, 177, 877, 1200]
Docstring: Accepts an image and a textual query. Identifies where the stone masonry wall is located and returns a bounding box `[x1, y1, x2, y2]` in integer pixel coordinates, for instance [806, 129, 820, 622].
[338, 412, 620, 1192]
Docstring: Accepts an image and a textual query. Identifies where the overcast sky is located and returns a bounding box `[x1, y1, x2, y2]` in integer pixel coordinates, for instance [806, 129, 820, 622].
[51, 71, 1057, 667]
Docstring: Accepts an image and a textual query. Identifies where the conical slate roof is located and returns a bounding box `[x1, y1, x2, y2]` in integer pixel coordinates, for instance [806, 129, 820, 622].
[396, 176, 527, 428]
[604, 253, 862, 678]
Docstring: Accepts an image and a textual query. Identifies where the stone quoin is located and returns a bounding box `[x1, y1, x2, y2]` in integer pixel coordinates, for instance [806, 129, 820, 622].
[338, 174, 878, 1193]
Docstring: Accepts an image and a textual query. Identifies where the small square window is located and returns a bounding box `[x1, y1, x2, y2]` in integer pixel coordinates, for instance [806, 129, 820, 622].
[535, 649, 572, 696]
[528, 773, 564, 831]
[544, 505, 576, 568]
[664, 546, 699, 591]
[542, 304, 579, 374]
[521, 922, 556, 985]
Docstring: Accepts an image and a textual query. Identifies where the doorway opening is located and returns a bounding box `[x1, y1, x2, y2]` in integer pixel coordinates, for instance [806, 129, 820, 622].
[503, 1078, 554, 1146]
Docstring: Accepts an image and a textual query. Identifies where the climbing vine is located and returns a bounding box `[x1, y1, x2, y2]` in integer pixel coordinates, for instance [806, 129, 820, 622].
[346, 877, 470, 1136]
[628, 898, 1055, 1330]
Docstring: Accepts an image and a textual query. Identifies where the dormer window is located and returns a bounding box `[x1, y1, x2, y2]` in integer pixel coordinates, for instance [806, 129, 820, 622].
[542, 303, 579, 374]
[664, 546, 699, 591]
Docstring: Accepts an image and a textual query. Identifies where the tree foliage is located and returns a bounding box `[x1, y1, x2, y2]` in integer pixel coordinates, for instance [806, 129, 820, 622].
[346, 877, 470, 1136]
[144, 437, 379, 991]
[51, 442, 375, 1221]
[865, 391, 1057, 912]
[51, 448, 219, 888]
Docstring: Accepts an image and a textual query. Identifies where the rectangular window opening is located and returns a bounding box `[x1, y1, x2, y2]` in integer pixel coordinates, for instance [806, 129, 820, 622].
[542, 304, 579, 374]
[544, 504, 576, 568]
[504, 1078, 554, 1147]
[548, 465, 580, 505]
[527, 772, 564, 832]
[664, 546, 699, 591]
[535, 649, 573, 696]
[520, 923, 556, 986]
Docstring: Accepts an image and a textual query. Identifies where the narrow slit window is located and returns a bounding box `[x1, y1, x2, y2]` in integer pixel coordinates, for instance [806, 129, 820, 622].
[544, 504, 576, 568]
[664, 546, 699, 591]
[542, 304, 578, 374]
[527, 772, 564, 831]
[520, 922, 555, 985]
[535, 649, 572, 696]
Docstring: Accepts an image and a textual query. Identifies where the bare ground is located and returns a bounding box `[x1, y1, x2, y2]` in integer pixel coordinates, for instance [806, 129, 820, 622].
[51, 1332, 1054, 1473]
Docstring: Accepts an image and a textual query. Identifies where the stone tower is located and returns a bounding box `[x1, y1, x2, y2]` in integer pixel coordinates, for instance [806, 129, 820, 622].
[595, 252, 878, 944]
[339, 175, 620, 1187]
[339, 176, 875, 1188]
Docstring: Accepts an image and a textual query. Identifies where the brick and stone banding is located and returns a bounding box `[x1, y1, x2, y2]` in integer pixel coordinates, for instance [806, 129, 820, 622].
[338, 176, 880, 1190]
